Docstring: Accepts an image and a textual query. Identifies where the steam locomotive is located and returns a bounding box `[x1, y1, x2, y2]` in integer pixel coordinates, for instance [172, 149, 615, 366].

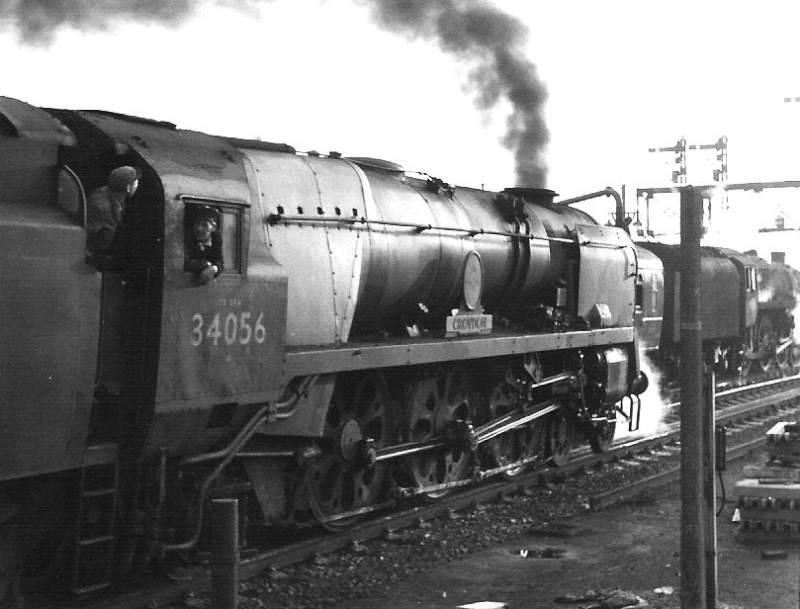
[636, 241, 800, 378]
[0, 96, 647, 598]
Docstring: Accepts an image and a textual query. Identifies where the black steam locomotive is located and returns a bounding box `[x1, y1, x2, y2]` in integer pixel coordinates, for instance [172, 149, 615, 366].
[636, 241, 800, 378]
[0, 96, 647, 599]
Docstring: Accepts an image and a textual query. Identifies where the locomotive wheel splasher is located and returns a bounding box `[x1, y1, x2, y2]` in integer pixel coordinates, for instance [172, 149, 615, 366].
[403, 365, 475, 499]
[304, 371, 394, 529]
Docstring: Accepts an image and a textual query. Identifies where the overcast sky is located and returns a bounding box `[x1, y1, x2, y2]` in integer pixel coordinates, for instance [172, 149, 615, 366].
[4, 0, 800, 248]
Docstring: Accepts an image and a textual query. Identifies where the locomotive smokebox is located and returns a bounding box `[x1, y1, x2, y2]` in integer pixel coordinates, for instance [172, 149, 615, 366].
[502, 187, 558, 206]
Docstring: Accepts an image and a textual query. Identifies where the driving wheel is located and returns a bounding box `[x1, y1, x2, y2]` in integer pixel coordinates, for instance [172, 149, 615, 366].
[403, 365, 475, 500]
[483, 371, 546, 478]
[754, 315, 777, 373]
[546, 406, 574, 468]
[304, 371, 394, 529]
[776, 325, 793, 370]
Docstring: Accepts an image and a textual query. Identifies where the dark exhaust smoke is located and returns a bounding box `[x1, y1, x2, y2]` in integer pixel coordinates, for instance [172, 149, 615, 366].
[2, 0, 205, 45]
[357, 0, 549, 187]
[4, 0, 548, 186]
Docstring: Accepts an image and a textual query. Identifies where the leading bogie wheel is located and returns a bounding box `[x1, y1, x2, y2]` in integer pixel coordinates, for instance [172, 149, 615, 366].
[588, 418, 617, 453]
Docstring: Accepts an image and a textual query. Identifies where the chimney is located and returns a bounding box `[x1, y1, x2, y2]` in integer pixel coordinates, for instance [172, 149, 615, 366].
[501, 187, 558, 206]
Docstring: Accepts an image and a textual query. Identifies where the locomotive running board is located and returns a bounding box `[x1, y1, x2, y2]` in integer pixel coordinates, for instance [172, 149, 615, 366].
[284, 327, 635, 377]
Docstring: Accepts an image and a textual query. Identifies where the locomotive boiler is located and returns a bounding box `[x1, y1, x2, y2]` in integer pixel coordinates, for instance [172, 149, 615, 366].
[0, 96, 646, 599]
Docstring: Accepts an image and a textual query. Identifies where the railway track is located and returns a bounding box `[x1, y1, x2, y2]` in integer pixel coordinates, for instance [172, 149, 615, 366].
[49, 373, 800, 609]
[591, 373, 800, 508]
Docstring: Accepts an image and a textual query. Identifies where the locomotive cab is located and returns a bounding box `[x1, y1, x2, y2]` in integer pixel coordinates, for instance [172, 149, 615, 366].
[54, 112, 292, 459]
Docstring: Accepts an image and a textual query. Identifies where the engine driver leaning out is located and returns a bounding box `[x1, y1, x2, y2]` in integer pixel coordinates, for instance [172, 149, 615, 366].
[85, 165, 141, 268]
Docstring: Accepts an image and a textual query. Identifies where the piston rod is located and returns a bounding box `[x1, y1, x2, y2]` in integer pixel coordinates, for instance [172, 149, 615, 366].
[372, 396, 566, 464]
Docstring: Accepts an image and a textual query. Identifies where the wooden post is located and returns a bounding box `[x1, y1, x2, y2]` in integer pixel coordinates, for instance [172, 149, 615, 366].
[680, 186, 706, 608]
[211, 498, 239, 609]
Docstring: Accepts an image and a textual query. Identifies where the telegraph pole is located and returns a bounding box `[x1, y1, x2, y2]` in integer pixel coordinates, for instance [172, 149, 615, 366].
[680, 185, 707, 609]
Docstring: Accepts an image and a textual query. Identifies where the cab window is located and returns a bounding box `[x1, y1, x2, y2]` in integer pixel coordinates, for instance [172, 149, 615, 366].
[218, 206, 242, 273]
[184, 200, 243, 275]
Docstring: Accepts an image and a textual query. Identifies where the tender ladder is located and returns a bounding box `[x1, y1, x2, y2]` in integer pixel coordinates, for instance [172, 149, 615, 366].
[70, 444, 118, 595]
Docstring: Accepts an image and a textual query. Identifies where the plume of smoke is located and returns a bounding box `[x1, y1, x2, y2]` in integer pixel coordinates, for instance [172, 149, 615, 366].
[1, 0, 259, 46]
[5, 0, 548, 186]
[2, 0, 193, 45]
[357, 0, 549, 187]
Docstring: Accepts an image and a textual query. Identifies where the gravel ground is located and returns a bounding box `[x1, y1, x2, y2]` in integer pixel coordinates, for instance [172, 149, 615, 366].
[168, 456, 679, 609]
[165, 412, 798, 609]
